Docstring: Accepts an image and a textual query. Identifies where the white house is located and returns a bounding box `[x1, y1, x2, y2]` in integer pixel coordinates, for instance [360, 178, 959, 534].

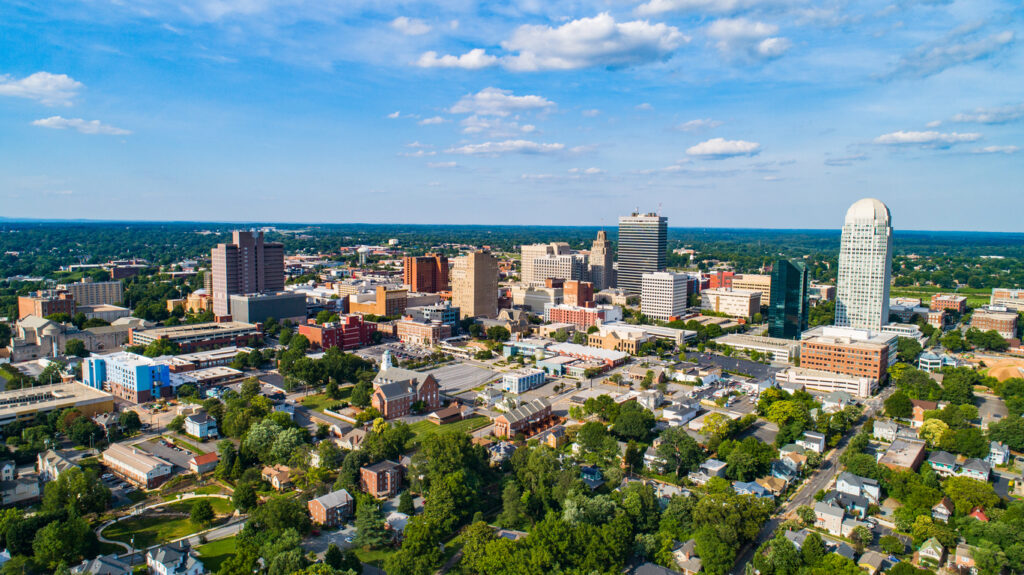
[146, 541, 204, 575]
[835, 472, 881, 505]
[184, 411, 218, 440]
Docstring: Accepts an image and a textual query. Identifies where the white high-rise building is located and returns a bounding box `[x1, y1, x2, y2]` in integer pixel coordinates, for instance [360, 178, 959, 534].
[835, 198, 893, 331]
[641, 271, 689, 321]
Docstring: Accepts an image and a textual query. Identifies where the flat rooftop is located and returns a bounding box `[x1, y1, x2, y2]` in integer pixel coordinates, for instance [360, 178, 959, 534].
[0, 381, 113, 421]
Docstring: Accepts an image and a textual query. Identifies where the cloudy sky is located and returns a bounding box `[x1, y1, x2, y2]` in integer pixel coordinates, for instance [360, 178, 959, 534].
[2, 0, 1022, 230]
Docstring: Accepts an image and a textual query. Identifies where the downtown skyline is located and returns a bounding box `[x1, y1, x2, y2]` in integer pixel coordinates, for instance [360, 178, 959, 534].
[2, 0, 1023, 230]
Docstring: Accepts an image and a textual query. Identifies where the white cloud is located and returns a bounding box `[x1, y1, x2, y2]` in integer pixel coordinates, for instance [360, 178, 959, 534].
[888, 29, 1014, 78]
[390, 16, 431, 36]
[418, 116, 445, 125]
[636, 102, 654, 111]
[951, 103, 1024, 124]
[569, 167, 605, 175]
[677, 118, 723, 131]
[427, 161, 457, 168]
[706, 18, 790, 59]
[416, 49, 498, 70]
[637, 0, 789, 16]
[32, 116, 131, 135]
[446, 139, 565, 155]
[450, 87, 554, 117]
[973, 145, 1019, 154]
[501, 13, 688, 71]
[824, 153, 868, 166]
[582, 109, 601, 117]
[686, 137, 761, 158]
[874, 130, 981, 146]
[459, 115, 536, 137]
[925, 120, 942, 128]
[0, 72, 82, 106]
[400, 149, 436, 157]
[387, 111, 401, 119]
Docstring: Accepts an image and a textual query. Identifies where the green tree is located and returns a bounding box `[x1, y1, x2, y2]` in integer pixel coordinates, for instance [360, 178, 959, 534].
[191, 498, 215, 526]
[233, 482, 258, 512]
[880, 535, 905, 555]
[796, 505, 816, 526]
[897, 337, 923, 363]
[354, 499, 389, 549]
[64, 339, 88, 358]
[885, 390, 914, 419]
[32, 514, 90, 568]
[42, 467, 110, 515]
[398, 490, 415, 515]
[944, 476, 1000, 514]
[118, 410, 142, 434]
[802, 531, 826, 565]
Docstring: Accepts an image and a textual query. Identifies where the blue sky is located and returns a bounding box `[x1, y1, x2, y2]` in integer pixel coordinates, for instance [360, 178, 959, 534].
[1, 0, 1022, 231]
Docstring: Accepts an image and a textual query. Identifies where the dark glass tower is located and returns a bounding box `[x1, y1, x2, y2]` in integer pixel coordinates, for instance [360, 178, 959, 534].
[768, 259, 809, 339]
[617, 212, 667, 295]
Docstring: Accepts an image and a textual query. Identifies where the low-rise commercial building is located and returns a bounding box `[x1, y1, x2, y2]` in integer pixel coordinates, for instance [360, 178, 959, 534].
[714, 333, 800, 363]
[549, 342, 628, 366]
[799, 326, 896, 384]
[128, 321, 261, 353]
[777, 367, 876, 398]
[502, 369, 546, 394]
[588, 324, 653, 354]
[395, 318, 452, 346]
[493, 398, 552, 438]
[17, 290, 75, 320]
[546, 303, 622, 328]
[83, 352, 172, 403]
[930, 294, 967, 314]
[971, 307, 1018, 340]
[700, 288, 760, 318]
[0, 381, 114, 426]
[102, 443, 173, 488]
[228, 292, 307, 324]
[405, 302, 460, 329]
[298, 316, 376, 351]
[878, 438, 926, 471]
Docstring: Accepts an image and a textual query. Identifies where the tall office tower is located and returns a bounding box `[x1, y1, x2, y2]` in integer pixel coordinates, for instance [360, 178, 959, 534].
[617, 212, 667, 295]
[641, 271, 689, 321]
[403, 254, 449, 293]
[451, 251, 499, 319]
[589, 230, 614, 290]
[835, 198, 893, 331]
[768, 259, 810, 339]
[211, 231, 285, 317]
[520, 242, 570, 284]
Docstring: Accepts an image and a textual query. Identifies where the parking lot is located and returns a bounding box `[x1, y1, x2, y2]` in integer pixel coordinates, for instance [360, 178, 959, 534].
[682, 352, 782, 381]
[135, 438, 196, 470]
[738, 419, 779, 444]
[355, 343, 432, 363]
[430, 363, 502, 394]
[976, 393, 1008, 427]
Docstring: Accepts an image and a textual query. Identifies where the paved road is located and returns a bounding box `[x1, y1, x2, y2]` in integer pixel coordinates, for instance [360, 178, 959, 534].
[728, 386, 895, 575]
[96, 492, 236, 554]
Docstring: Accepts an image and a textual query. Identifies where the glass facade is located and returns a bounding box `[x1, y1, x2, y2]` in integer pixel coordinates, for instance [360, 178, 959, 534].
[768, 259, 809, 339]
[617, 213, 667, 295]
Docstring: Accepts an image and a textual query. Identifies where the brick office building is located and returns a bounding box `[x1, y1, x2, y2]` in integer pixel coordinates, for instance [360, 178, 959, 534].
[971, 307, 1019, 340]
[563, 280, 594, 307]
[371, 365, 441, 418]
[930, 294, 968, 314]
[361, 460, 402, 498]
[493, 398, 553, 438]
[308, 488, 354, 527]
[800, 329, 892, 383]
[18, 290, 75, 320]
[403, 254, 449, 293]
[298, 316, 376, 350]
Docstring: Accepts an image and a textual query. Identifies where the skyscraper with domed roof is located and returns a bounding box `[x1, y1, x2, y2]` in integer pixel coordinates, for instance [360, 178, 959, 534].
[835, 198, 893, 331]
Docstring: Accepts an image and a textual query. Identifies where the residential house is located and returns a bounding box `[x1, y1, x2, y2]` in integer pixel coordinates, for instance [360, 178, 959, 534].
[361, 460, 402, 498]
[386, 511, 410, 539]
[672, 539, 702, 575]
[488, 441, 517, 466]
[688, 458, 727, 485]
[146, 541, 204, 575]
[796, 431, 826, 454]
[0, 477, 41, 506]
[757, 476, 787, 497]
[581, 465, 603, 490]
[932, 496, 954, 522]
[987, 441, 1010, 466]
[873, 420, 899, 442]
[969, 507, 990, 522]
[476, 387, 504, 408]
[337, 427, 366, 451]
[859, 551, 886, 575]
[835, 471, 881, 504]
[308, 488, 354, 527]
[733, 481, 772, 499]
[928, 451, 958, 477]
[427, 404, 469, 425]
[37, 449, 77, 481]
[663, 404, 700, 427]
[261, 465, 293, 491]
[771, 460, 799, 485]
[954, 543, 977, 575]
[492, 398, 553, 439]
[71, 554, 131, 574]
[188, 452, 219, 474]
[917, 537, 945, 568]
[813, 501, 844, 536]
[536, 425, 567, 449]
[638, 390, 664, 411]
[184, 411, 218, 439]
[644, 446, 668, 474]
[0, 461, 14, 482]
[960, 458, 991, 481]
[823, 391, 854, 413]
[782, 451, 808, 473]
[824, 489, 870, 518]
[911, 399, 938, 427]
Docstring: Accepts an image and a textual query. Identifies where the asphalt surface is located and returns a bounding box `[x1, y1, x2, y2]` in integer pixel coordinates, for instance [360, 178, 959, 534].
[429, 363, 502, 393]
[728, 386, 895, 575]
[683, 352, 783, 381]
[976, 393, 1008, 427]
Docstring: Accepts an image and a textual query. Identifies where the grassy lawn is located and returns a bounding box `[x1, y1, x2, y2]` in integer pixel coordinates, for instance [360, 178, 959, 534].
[197, 536, 237, 572]
[889, 287, 990, 308]
[406, 416, 490, 448]
[354, 547, 397, 566]
[301, 390, 351, 412]
[103, 497, 233, 548]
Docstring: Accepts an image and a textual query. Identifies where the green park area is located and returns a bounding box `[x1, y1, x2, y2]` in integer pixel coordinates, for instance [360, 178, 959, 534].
[103, 498, 234, 549]
[197, 536, 237, 572]
[406, 416, 490, 448]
